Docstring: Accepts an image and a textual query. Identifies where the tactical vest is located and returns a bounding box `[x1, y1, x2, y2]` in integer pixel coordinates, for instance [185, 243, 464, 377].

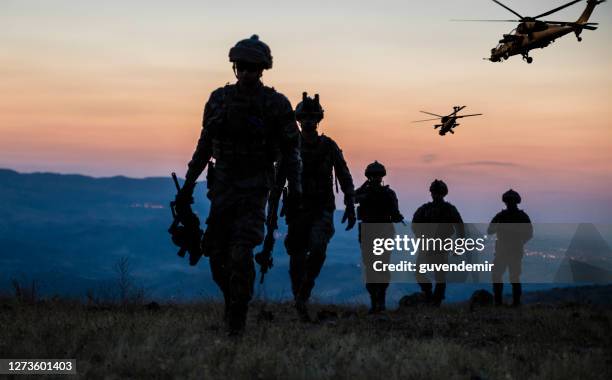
[211, 85, 281, 175]
[301, 135, 336, 209]
[357, 185, 398, 223]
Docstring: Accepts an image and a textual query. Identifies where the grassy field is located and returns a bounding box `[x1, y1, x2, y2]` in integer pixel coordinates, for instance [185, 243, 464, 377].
[0, 298, 611, 379]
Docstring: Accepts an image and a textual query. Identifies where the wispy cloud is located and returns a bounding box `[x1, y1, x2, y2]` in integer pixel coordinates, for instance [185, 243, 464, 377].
[458, 161, 522, 168]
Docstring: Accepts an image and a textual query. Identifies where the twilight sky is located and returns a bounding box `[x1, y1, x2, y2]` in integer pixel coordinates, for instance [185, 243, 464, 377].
[1, 0, 611, 222]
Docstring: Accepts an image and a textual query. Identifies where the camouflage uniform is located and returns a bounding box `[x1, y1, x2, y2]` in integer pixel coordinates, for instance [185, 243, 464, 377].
[180, 35, 302, 333]
[277, 93, 354, 307]
[412, 180, 464, 306]
[356, 162, 403, 313]
[488, 189, 533, 306]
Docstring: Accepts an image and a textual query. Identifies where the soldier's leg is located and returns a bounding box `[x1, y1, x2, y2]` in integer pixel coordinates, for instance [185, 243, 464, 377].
[492, 255, 508, 306]
[209, 245, 230, 318]
[431, 251, 448, 306]
[509, 256, 523, 307]
[225, 189, 267, 333]
[285, 218, 309, 300]
[297, 211, 335, 303]
[226, 243, 256, 331]
[415, 251, 433, 298]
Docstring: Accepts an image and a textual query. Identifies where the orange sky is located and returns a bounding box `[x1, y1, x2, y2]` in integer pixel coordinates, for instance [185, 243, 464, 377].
[1, 0, 611, 221]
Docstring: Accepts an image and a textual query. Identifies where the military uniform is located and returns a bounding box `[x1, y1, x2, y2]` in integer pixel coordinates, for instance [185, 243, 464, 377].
[488, 189, 533, 306]
[412, 180, 464, 306]
[179, 35, 302, 333]
[356, 161, 403, 313]
[276, 93, 355, 310]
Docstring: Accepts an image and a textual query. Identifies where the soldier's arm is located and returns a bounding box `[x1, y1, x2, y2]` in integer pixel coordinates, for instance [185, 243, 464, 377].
[388, 189, 404, 223]
[452, 206, 466, 238]
[184, 89, 224, 188]
[522, 212, 534, 243]
[487, 213, 501, 235]
[331, 140, 355, 207]
[411, 206, 424, 235]
[276, 95, 302, 194]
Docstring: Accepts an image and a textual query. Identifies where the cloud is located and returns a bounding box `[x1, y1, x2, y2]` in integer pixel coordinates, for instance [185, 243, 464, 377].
[458, 161, 522, 168]
[421, 154, 437, 163]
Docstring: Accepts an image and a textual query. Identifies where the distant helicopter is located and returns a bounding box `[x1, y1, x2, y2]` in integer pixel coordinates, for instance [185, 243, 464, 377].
[412, 106, 483, 136]
[454, 0, 605, 64]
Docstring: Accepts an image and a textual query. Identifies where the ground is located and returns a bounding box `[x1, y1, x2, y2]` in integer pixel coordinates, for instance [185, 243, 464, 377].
[1, 298, 610, 380]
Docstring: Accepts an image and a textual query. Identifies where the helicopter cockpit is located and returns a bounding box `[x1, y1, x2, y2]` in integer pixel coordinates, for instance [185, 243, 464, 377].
[490, 28, 519, 61]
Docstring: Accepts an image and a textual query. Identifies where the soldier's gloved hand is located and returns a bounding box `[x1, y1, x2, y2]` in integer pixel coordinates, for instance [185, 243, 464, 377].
[175, 182, 196, 217]
[342, 204, 356, 231]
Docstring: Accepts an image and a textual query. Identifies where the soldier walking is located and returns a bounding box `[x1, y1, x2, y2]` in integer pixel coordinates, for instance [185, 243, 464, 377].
[412, 180, 464, 306]
[488, 189, 533, 307]
[175, 35, 302, 335]
[274, 92, 355, 321]
[356, 161, 404, 313]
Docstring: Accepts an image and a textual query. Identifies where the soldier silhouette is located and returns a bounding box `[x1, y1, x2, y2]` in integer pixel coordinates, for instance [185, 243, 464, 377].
[488, 189, 533, 307]
[274, 92, 355, 321]
[175, 35, 302, 335]
[356, 161, 404, 313]
[412, 180, 464, 306]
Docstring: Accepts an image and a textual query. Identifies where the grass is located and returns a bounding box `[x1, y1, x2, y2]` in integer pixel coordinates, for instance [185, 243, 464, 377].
[0, 298, 610, 379]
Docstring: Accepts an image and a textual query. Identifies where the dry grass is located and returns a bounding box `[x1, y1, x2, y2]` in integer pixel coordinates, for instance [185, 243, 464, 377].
[0, 298, 610, 379]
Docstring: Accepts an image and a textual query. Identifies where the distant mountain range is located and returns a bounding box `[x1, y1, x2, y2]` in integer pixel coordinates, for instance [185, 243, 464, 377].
[1, 168, 610, 305]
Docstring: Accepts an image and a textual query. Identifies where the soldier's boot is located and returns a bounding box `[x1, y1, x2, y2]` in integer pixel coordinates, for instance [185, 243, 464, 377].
[511, 283, 522, 307]
[493, 283, 504, 306]
[294, 298, 311, 322]
[366, 283, 379, 314]
[376, 286, 387, 312]
[226, 302, 248, 337]
[432, 283, 446, 307]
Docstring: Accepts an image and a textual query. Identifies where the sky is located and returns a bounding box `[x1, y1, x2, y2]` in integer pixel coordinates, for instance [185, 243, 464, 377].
[1, 0, 611, 222]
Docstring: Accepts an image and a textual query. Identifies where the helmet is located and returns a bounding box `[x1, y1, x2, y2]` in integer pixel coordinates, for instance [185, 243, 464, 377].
[365, 161, 386, 178]
[295, 92, 324, 122]
[228, 34, 273, 70]
[502, 189, 521, 204]
[429, 179, 448, 197]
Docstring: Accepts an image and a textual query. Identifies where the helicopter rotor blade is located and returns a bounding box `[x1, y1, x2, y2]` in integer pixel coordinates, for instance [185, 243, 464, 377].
[455, 113, 483, 119]
[491, 0, 524, 20]
[419, 111, 443, 118]
[451, 19, 521, 22]
[412, 118, 441, 123]
[534, 0, 584, 19]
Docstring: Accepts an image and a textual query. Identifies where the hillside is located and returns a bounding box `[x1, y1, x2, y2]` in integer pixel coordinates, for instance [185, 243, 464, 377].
[0, 297, 610, 379]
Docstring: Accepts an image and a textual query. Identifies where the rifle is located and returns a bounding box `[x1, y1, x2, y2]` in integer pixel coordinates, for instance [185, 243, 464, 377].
[168, 172, 204, 266]
[254, 186, 285, 284]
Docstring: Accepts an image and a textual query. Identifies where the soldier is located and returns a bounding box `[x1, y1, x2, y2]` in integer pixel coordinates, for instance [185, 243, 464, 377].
[412, 180, 464, 306]
[175, 35, 302, 335]
[487, 189, 533, 307]
[274, 92, 355, 321]
[356, 161, 404, 313]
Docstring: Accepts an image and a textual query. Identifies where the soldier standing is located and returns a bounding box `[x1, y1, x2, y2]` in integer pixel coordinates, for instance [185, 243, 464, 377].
[356, 161, 404, 313]
[274, 92, 355, 321]
[175, 35, 302, 335]
[412, 180, 464, 306]
[488, 189, 533, 307]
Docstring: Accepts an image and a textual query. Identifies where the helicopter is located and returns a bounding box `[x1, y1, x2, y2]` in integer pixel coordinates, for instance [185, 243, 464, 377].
[412, 106, 483, 136]
[454, 0, 605, 64]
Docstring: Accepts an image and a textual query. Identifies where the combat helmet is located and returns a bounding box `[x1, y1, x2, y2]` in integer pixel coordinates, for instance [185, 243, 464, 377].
[229, 34, 273, 69]
[502, 189, 521, 204]
[365, 161, 386, 179]
[429, 179, 448, 197]
[295, 92, 324, 122]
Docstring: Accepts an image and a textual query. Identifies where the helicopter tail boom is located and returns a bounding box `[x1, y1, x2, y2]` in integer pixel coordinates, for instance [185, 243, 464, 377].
[577, 0, 606, 24]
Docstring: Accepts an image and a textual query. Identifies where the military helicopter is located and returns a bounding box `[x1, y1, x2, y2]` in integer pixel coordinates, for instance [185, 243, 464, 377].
[412, 106, 483, 136]
[454, 0, 605, 64]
